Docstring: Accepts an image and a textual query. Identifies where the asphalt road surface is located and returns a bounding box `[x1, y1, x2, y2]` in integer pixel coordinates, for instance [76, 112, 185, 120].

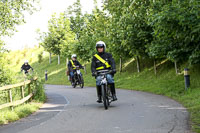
[0, 85, 191, 133]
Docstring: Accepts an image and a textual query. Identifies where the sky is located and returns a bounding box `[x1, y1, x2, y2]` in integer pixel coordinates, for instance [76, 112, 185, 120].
[3, 0, 102, 50]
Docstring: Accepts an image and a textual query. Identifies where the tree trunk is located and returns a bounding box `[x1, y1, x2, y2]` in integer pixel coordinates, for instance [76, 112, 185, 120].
[66, 58, 68, 68]
[84, 64, 87, 74]
[174, 61, 178, 74]
[154, 59, 157, 76]
[49, 53, 51, 64]
[58, 55, 60, 65]
[119, 55, 122, 73]
[136, 56, 141, 73]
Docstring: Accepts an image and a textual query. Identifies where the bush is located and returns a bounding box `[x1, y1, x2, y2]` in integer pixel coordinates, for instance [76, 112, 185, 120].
[5, 111, 19, 122]
[27, 72, 46, 102]
[33, 78, 46, 102]
[0, 65, 13, 86]
[23, 72, 46, 102]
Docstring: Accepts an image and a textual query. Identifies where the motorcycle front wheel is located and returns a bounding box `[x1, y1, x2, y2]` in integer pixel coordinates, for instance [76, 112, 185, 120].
[72, 78, 76, 88]
[101, 84, 108, 110]
[79, 75, 84, 88]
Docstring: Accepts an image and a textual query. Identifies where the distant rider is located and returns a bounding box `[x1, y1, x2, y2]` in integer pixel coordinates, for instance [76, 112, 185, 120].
[68, 54, 83, 85]
[21, 60, 33, 74]
[91, 41, 117, 103]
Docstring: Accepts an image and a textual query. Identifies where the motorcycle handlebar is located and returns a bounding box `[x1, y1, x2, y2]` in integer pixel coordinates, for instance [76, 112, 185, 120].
[75, 66, 84, 69]
[97, 70, 112, 76]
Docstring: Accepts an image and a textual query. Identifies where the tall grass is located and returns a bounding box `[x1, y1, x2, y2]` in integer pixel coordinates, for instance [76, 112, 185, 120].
[0, 103, 41, 125]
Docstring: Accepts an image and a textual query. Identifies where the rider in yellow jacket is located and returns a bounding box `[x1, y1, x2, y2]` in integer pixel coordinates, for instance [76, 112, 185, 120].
[91, 41, 117, 103]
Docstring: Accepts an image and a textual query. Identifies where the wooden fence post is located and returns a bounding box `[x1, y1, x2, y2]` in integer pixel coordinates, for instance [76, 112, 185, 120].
[28, 84, 32, 102]
[21, 86, 25, 99]
[0, 78, 37, 110]
[21, 86, 25, 105]
[8, 89, 13, 111]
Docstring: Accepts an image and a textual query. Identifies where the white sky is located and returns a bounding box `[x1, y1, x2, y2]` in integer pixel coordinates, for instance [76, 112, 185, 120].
[3, 0, 102, 50]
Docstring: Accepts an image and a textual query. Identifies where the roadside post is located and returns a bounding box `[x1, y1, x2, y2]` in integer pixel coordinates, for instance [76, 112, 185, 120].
[184, 68, 190, 90]
[45, 70, 48, 81]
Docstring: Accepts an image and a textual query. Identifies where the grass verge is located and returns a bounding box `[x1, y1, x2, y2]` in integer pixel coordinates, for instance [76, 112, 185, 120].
[0, 103, 42, 125]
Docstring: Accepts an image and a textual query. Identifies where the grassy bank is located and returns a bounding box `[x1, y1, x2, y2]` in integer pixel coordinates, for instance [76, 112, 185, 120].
[0, 48, 46, 125]
[0, 103, 42, 125]
[0, 76, 46, 125]
[4, 48, 200, 132]
[114, 61, 200, 132]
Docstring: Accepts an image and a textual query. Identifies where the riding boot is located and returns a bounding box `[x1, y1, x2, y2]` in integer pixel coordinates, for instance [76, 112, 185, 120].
[110, 83, 117, 101]
[72, 75, 75, 81]
[96, 85, 102, 103]
[71, 77, 75, 85]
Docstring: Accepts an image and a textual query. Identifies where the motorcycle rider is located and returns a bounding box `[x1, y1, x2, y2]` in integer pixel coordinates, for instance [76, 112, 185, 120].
[68, 54, 83, 85]
[91, 41, 117, 103]
[21, 60, 33, 74]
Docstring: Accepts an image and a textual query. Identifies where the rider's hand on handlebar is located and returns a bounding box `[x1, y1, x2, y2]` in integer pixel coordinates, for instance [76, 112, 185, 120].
[112, 69, 116, 74]
[92, 72, 97, 77]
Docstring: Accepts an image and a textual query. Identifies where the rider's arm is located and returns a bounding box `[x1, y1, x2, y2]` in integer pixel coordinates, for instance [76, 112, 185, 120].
[91, 56, 97, 73]
[68, 61, 72, 68]
[21, 64, 24, 72]
[77, 61, 83, 69]
[30, 66, 33, 71]
[27, 64, 33, 71]
[108, 53, 116, 70]
[68, 61, 73, 71]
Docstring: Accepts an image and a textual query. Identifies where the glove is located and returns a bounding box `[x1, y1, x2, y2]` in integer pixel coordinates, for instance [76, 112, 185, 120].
[112, 69, 116, 74]
[92, 72, 97, 77]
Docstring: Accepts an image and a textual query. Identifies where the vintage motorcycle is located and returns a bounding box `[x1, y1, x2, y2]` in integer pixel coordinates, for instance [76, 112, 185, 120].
[97, 69, 113, 110]
[71, 66, 84, 88]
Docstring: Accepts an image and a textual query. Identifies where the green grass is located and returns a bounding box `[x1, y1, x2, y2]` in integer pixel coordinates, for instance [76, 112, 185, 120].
[0, 103, 41, 125]
[114, 61, 200, 133]
[4, 47, 200, 132]
[0, 47, 46, 125]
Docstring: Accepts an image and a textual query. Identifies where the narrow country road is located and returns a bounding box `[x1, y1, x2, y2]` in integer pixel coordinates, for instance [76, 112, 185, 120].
[0, 85, 191, 133]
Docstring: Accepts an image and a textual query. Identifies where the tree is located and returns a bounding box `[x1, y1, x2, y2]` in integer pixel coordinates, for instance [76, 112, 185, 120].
[104, 0, 153, 72]
[0, 0, 39, 85]
[40, 13, 76, 64]
[0, 0, 39, 36]
[67, 1, 111, 62]
[147, 0, 200, 66]
[65, 0, 84, 41]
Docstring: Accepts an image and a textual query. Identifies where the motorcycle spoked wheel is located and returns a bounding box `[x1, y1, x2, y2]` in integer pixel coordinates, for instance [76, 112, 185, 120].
[71, 77, 76, 88]
[79, 75, 84, 88]
[101, 84, 109, 110]
[72, 82, 76, 88]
